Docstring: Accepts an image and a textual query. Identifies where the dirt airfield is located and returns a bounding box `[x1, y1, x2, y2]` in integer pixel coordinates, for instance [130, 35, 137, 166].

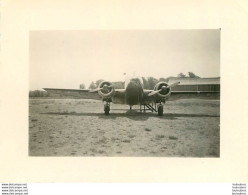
[29, 98, 220, 157]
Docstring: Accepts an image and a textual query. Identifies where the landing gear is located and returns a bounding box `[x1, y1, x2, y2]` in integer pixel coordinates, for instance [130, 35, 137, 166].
[157, 104, 163, 116]
[104, 102, 110, 115]
[140, 103, 164, 116]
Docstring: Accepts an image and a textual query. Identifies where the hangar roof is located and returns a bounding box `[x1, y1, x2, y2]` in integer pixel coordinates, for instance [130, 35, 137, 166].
[168, 77, 220, 85]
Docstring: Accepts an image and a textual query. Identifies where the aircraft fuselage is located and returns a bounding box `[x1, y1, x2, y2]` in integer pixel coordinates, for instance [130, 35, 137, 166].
[125, 78, 144, 106]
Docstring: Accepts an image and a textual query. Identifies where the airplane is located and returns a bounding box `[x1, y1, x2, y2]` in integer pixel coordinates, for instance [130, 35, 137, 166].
[43, 77, 216, 116]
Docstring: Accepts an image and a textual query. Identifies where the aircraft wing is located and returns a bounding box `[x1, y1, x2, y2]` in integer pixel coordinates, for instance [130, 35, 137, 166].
[43, 88, 126, 101]
[43, 88, 102, 100]
[143, 90, 220, 102]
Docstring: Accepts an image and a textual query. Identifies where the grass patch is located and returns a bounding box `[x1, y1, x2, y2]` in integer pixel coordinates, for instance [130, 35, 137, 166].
[145, 128, 151, 132]
[128, 135, 135, 139]
[98, 150, 105, 154]
[97, 137, 107, 144]
[122, 139, 131, 143]
[169, 135, 178, 140]
[155, 134, 165, 140]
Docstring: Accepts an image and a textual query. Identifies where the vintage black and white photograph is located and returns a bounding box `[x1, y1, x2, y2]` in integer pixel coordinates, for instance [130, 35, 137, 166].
[29, 30, 220, 157]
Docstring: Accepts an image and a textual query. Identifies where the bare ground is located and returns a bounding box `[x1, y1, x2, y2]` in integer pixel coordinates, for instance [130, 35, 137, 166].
[29, 99, 220, 157]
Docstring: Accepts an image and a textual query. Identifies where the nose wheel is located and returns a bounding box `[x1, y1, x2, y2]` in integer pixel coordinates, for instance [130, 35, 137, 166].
[104, 102, 110, 115]
[157, 104, 163, 116]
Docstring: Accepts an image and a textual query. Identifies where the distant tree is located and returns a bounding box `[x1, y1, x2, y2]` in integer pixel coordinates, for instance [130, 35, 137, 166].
[178, 73, 186, 78]
[88, 81, 97, 89]
[95, 79, 104, 87]
[142, 77, 149, 89]
[188, 72, 200, 78]
[166, 76, 172, 82]
[147, 77, 158, 90]
[112, 81, 124, 89]
[161, 77, 171, 82]
[159, 77, 166, 82]
[29, 90, 48, 97]
[79, 83, 86, 89]
[158, 77, 170, 82]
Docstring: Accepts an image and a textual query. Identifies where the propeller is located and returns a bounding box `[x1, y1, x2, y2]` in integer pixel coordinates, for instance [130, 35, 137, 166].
[89, 84, 113, 93]
[148, 82, 180, 96]
[148, 89, 162, 96]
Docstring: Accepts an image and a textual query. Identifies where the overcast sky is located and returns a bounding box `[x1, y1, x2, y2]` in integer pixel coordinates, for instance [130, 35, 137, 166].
[29, 30, 220, 90]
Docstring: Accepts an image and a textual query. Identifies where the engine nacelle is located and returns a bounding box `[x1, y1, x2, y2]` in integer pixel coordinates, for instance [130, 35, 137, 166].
[98, 81, 115, 99]
[154, 82, 171, 99]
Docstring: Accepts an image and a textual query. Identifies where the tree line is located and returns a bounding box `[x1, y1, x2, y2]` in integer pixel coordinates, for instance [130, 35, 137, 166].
[29, 90, 49, 97]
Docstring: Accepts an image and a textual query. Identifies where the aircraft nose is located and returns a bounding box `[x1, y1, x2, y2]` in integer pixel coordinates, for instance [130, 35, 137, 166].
[125, 81, 143, 105]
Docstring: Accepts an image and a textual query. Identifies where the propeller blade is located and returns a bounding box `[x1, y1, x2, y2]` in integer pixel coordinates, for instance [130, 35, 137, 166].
[89, 88, 102, 92]
[168, 81, 180, 88]
[90, 84, 113, 93]
[148, 89, 162, 96]
[148, 82, 180, 96]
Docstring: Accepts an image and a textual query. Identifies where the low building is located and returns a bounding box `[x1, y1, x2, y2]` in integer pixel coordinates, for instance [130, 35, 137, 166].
[168, 77, 220, 92]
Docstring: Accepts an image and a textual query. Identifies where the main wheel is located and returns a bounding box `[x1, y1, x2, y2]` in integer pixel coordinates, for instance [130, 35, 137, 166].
[157, 104, 163, 116]
[104, 104, 110, 115]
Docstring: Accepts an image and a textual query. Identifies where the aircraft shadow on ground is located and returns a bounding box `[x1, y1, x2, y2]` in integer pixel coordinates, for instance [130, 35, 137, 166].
[41, 110, 219, 121]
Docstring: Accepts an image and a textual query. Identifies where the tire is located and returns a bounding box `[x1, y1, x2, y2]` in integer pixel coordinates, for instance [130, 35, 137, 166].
[158, 104, 163, 116]
[104, 105, 110, 115]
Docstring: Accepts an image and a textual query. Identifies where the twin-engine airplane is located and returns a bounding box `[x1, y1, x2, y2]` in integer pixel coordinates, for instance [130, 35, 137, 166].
[44, 77, 211, 116]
